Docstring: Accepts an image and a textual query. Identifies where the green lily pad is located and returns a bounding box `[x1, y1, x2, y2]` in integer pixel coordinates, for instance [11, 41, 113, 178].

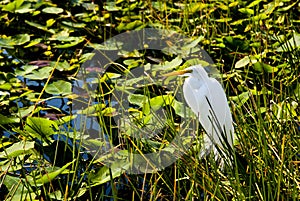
[0, 34, 30, 49]
[42, 7, 64, 14]
[24, 117, 59, 140]
[45, 80, 72, 95]
[0, 141, 35, 158]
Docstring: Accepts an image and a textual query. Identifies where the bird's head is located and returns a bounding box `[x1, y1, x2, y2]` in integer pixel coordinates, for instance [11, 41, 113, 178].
[163, 65, 209, 80]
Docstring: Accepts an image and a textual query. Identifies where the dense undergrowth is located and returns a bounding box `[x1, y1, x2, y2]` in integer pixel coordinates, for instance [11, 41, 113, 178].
[0, 0, 299, 200]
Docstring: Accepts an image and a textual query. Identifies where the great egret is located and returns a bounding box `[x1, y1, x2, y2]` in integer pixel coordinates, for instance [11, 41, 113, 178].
[164, 65, 234, 165]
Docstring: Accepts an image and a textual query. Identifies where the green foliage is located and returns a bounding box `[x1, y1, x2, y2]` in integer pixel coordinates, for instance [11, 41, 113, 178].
[0, 0, 299, 200]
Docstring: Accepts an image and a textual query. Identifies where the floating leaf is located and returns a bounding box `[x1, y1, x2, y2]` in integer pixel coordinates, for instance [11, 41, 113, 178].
[15, 65, 39, 76]
[24, 117, 59, 140]
[89, 160, 128, 186]
[2, 175, 33, 200]
[0, 141, 35, 158]
[152, 56, 182, 71]
[23, 67, 53, 80]
[0, 114, 20, 124]
[25, 20, 55, 34]
[172, 100, 194, 118]
[128, 94, 147, 107]
[28, 160, 74, 186]
[62, 21, 86, 28]
[42, 7, 64, 14]
[54, 36, 85, 48]
[45, 80, 72, 95]
[24, 38, 42, 48]
[143, 95, 174, 115]
[0, 34, 30, 48]
[116, 20, 143, 31]
[51, 60, 71, 71]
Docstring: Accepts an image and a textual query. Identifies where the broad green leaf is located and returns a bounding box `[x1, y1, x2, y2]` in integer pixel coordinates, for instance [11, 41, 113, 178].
[2, 174, 34, 200]
[123, 59, 141, 69]
[229, 1, 239, 7]
[0, 82, 12, 90]
[42, 7, 64, 14]
[152, 56, 182, 71]
[23, 67, 53, 80]
[15, 65, 39, 76]
[252, 13, 268, 21]
[188, 2, 207, 13]
[143, 95, 174, 115]
[51, 61, 71, 71]
[77, 104, 106, 115]
[238, 8, 254, 15]
[28, 160, 74, 186]
[45, 80, 72, 95]
[219, 3, 228, 10]
[89, 161, 128, 186]
[0, 34, 30, 48]
[54, 36, 85, 48]
[0, 141, 35, 158]
[230, 91, 250, 108]
[24, 117, 59, 140]
[24, 38, 42, 48]
[172, 99, 194, 118]
[62, 21, 86, 28]
[79, 53, 95, 63]
[128, 94, 147, 107]
[182, 36, 204, 50]
[25, 20, 55, 34]
[247, 0, 262, 8]
[16, 105, 36, 118]
[116, 20, 143, 31]
[253, 62, 278, 73]
[2, 0, 24, 12]
[46, 19, 56, 27]
[0, 114, 20, 124]
[103, 1, 120, 11]
[235, 56, 252, 68]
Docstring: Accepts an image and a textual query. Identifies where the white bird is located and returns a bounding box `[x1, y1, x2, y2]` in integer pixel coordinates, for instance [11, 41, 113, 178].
[164, 65, 234, 165]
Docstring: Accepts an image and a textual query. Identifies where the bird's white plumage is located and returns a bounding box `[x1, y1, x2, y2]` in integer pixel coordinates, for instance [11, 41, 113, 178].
[182, 65, 234, 162]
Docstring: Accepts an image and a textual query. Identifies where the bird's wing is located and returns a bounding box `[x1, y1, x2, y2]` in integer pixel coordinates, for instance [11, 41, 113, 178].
[206, 78, 234, 147]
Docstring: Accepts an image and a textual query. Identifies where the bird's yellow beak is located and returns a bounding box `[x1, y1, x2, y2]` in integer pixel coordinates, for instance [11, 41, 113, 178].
[162, 69, 193, 77]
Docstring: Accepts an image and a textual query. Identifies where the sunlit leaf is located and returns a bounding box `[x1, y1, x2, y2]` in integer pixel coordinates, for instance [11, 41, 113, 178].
[253, 62, 278, 73]
[27, 160, 74, 186]
[235, 56, 250, 68]
[24, 117, 59, 140]
[23, 67, 53, 80]
[42, 7, 64, 14]
[152, 56, 182, 71]
[89, 160, 129, 186]
[238, 8, 254, 15]
[0, 141, 35, 158]
[25, 20, 55, 34]
[54, 36, 85, 48]
[0, 34, 30, 48]
[45, 80, 72, 95]
[0, 114, 20, 124]
[2, 0, 24, 12]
